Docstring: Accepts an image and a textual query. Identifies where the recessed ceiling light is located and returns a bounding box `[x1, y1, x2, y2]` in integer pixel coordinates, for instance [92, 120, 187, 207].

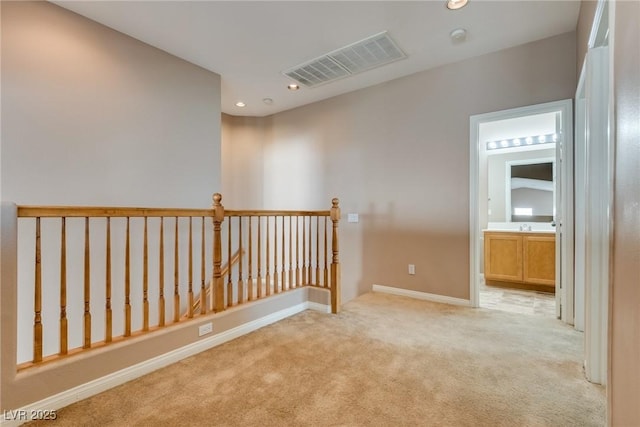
[446, 0, 468, 10]
[235, 102, 246, 107]
[287, 84, 300, 91]
[263, 98, 274, 105]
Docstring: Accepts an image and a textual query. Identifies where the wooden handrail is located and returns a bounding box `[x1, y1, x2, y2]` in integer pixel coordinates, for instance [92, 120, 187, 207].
[17, 206, 213, 218]
[225, 210, 330, 217]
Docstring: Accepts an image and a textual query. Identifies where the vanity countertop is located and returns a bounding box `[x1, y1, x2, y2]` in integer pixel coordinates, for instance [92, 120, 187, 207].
[485, 222, 555, 233]
[483, 229, 555, 234]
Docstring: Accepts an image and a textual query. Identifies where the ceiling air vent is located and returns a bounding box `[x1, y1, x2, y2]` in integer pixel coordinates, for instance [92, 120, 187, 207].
[283, 31, 406, 88]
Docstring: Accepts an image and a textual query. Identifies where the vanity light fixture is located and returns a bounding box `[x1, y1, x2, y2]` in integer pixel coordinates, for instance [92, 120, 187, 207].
[235, 101, 246, 107]
[446, 0, 469, 10]
[486, 132, 560, 151]
[287, 84, 300, 91]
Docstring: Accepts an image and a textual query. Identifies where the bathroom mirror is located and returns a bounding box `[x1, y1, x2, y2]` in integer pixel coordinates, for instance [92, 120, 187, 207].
[507, 159, 555, 222]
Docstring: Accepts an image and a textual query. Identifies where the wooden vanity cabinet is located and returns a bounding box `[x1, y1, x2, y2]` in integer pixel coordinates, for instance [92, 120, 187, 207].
[484, 231, 555, 290]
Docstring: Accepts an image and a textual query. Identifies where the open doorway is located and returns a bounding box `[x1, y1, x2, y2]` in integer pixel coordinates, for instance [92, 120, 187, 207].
[469, 100, 574, 322]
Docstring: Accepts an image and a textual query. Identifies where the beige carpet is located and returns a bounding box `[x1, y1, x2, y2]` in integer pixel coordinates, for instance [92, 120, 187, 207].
[28, 292, 605, 426]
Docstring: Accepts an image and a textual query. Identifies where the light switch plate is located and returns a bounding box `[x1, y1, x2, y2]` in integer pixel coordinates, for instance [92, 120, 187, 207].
[348, 213, 359, 223]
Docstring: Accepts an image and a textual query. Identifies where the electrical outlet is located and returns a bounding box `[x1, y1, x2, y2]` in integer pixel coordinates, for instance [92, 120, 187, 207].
[408, 264, 416, 275]
[198, 322, 213, 337]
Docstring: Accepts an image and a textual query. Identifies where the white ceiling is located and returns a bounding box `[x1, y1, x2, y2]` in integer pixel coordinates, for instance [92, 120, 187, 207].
[54, 1, 581, 117]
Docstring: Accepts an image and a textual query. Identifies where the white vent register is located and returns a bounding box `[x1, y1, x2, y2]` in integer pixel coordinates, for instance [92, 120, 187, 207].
[283, 31, 406, 88]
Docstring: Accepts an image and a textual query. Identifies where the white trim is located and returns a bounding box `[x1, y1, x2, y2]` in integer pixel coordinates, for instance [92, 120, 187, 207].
[574, 66, 587, 332]
[306, 301, 331, 313]
[583, 45, 610, 386]
[588, 0, 609, 48]
[0, 301, 323, 426]
[372, 284, 471, 307]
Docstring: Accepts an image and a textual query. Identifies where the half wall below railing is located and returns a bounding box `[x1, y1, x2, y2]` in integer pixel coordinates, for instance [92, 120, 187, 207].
[14, 194, 340, 370]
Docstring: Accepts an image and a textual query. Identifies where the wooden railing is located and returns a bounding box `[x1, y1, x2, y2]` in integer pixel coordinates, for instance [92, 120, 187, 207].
[15, 194, 340, 369]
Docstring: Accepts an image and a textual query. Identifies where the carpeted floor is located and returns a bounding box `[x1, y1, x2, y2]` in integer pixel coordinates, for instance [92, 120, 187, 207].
[28, 292, 605, 426]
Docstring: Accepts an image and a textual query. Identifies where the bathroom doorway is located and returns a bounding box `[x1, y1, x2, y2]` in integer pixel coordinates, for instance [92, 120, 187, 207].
[469, 100, 574, 322]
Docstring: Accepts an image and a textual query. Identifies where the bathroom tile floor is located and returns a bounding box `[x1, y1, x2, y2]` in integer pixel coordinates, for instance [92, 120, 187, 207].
[480, 280, 556, 318]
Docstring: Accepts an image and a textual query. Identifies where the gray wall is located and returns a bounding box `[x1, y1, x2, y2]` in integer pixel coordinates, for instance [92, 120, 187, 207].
[1, 1, 221, 207]
[224, 32, 577, 302]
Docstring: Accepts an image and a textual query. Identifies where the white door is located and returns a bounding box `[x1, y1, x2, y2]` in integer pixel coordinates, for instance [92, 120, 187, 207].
[583, 45, 610, 385]
[556, 107, 575, 323]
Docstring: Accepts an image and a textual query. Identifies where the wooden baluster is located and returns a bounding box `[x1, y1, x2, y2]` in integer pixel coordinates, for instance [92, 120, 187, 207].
[248, 217, 254, 301]
[125, 217, 131, 337]
[105, 218, 112, 342]
[173, 217, 180, 322]
[295, 216, 300, 288]
[213, 194, 225, 312]
[316, 216, 320, 286]
[330, 199, 341, 314]
[200, 216, 206, 315]
[33, 217, 42, 363]
[307, 215, 312, 285]
[188, 217, 194, 318]
[266, 216, 271, 296]
[324, 216, 329, 288]
[288, 216, 293, 291]
[302, 216, 306, 285]
[60, 218, 68, 354]
[83, 217, 91, 348]
[274, 216, 279, 293]
[159, 218, 166, 325]
[257, 216, 263, 299]
[227, 217, 233, 307]
[281, 216, 286, 291]
[238, 217, 244, 304]
[143, 217, 149, 330]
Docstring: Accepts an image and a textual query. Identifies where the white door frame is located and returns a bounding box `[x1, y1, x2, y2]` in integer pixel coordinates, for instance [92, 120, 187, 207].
[469, 99, 573, 322]
[573, 69, 587, 333]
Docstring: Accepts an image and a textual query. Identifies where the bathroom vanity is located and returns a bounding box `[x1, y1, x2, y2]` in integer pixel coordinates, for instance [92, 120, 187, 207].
[483, 230, 555, 292]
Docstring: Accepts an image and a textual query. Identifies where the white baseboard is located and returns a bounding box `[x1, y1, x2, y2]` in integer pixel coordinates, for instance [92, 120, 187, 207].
[372, 284, 471, 307]
[1, 301, 325, 426]
[306, 301, 331, 313]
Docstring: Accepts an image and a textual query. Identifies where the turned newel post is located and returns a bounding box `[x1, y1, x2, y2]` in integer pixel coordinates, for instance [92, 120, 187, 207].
[213, 193, 225, 312]
[330, 198, 341, 314]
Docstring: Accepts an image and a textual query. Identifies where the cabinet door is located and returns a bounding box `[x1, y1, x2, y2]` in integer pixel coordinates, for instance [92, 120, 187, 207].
[484, 233, 523, 282]
[523, 234, 555, 286]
